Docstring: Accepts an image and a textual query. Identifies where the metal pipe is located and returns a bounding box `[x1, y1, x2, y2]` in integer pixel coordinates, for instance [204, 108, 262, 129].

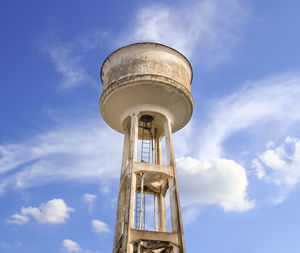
[140, 123, 144, 162]
[139, 173, 145, 230]
[151, 130, 154, 165]
[154, 128, 157, 165]
[154, 194, 157, 231]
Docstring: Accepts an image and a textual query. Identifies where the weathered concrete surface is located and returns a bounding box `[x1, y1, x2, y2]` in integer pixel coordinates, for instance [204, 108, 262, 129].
[111, 113, 186, 253]
[130, 229, 179, 246]
[100, 43, 192, 253]
[164, 117, 186, 252]
[132, 162, 173, 178]
[100, 43, 193, 135]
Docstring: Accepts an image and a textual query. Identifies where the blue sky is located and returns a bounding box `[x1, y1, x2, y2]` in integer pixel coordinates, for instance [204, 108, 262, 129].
[1, 0, 300, 252]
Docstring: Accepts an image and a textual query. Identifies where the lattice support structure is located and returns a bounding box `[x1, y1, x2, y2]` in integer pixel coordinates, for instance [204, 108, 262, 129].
[112, 113, 185, 253]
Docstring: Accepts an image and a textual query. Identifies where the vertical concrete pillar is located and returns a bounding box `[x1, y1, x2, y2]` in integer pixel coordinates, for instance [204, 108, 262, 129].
[113, 184, 125, 253]
[157, 193, 167, 232]
[155, 136, 163, 166]
[113, 132, 130, 252]
[156, 136, 167, 233]
[164, 117, 186, 253]
[121, 133, 130, 176]
[121, 113, 139, 253]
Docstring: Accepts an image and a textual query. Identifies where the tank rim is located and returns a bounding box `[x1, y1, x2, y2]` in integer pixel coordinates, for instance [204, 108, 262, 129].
[100, 42, 193, 85]
[99, 78, 194, 134]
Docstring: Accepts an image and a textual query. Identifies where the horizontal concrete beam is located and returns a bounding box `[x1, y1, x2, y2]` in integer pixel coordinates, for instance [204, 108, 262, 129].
[130, 229, 179, 247]
[133, 162, 173, 178]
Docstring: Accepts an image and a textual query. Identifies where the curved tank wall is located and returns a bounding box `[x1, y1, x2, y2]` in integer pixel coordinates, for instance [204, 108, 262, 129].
[100, 43, 193, 134]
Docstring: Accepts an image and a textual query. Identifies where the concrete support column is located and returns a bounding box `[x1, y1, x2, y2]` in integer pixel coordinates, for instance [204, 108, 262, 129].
[164, 117, 186, 253]
[155, 136, 163, 165]
[121, 113, 139, 253]
[157, 193, 167, 232]
[113, 131, 130, 253]
[121, 132, 130, 176]
[113, 185, 125, 253]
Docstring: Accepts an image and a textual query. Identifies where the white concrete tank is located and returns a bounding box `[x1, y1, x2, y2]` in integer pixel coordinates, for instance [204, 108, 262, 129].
[100, 42, 193, 135]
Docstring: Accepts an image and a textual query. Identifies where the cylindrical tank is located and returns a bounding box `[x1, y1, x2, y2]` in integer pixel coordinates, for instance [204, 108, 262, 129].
[100, 42, 193, 134]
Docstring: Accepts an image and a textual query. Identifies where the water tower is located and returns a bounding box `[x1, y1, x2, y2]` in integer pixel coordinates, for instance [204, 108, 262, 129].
[100, 43, 193, 253]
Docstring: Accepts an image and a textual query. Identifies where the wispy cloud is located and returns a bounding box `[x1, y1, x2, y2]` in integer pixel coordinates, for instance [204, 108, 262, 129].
[3, 65, 300, 210]
[82, 193, 97, 213]
[193, 71, 300, 205]
[197, 72, 300, 161]
[0, 118, 122, 195]
[39, 30, 104, 89]
[37, 0, 250, 92]
[122, 0, 251, 67]
[38, 0, 250, 91]
[7, 198, 74, 225]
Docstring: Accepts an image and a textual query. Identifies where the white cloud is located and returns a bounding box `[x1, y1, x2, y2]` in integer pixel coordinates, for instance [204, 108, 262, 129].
[39, 30, 103, 89]
[82, 193, 97, 204]
[191, 71, 300, 206]
[91, 219, 110, 233]
[82, 193, 97, 212]
[122, 0, 250, 67]
[6, 213, 29, 225]
[62, 239, 81, 252]
[7, 198, 74, 225]
[252, 159, 266, 180]
[197, 72, 300, 161]
[39, 0, 249, 91]
[2, 65, 300, 212]
[177, 157, 254, 212]
[252, 136, 300, 203]
[0, 118, 122, 195]
[259, 149, 287, 171]
[62, 239, 100, 253]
